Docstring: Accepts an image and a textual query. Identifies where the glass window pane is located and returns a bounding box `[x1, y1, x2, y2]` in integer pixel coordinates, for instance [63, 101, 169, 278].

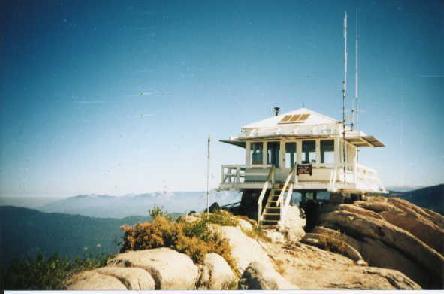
[267, 142, 280, 167]
[285, 142, 297, 168]
[250, 142, 263, 165]
[302, 140, 316, 164]
[321, 140, 334, 164]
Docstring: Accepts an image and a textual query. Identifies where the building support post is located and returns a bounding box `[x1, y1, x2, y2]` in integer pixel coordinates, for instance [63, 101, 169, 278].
[246, 141, 251, 165]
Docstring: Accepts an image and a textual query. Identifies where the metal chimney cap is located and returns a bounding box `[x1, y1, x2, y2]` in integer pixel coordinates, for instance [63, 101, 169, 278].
[273, 106, 280, 116]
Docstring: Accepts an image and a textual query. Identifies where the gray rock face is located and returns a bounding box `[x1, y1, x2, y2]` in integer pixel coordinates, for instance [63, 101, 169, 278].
[215, 225, 296, 289]
[302, 233, 363, 262]
[66, 271, 127, 290]
[108, 247, 199, 290]
[199, 253, 236, 289]
[216, 226, 275, 273]
[280, 206, 306, 241]
[237, 218, 253, 232]
[319, 197, 444, 288]
[96, 267, 155, 290]
[239, 262, 295, 290]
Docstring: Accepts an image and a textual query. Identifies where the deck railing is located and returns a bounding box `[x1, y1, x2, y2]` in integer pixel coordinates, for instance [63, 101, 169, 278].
[220, 163, 385, 192]
[332, 163, 385, 192]
[221, 164, 271, 184]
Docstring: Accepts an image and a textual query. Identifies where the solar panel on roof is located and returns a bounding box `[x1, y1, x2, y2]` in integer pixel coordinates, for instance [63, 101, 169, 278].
[290, 114, 301, 121]
[281, 115, 292, 123]
[279, 113, 310, 124]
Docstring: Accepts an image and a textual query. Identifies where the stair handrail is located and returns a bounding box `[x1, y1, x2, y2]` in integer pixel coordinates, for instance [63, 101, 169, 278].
[257, 166, 275, 224]
[276, 164, 297, 206]
[276, 165, 297, 224]
[281, 179, 295, 223]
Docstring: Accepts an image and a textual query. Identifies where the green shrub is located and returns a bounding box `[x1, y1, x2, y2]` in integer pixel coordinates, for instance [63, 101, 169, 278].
[148, 206, 170, 219]
[2, 253, 109, 290]
[120, 212, 239, 275]
[243, 223, 272, 242]
[207, 210, 239, 226]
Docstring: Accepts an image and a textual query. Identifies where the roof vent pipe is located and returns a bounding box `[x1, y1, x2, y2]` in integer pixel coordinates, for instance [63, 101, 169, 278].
[273, 106, 280, 116]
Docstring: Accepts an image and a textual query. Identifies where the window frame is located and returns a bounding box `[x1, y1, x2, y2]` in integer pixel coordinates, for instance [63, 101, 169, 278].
[302, 140, 316, 164]
[250, 142, 264, 165]
[320, 139, 335, 164]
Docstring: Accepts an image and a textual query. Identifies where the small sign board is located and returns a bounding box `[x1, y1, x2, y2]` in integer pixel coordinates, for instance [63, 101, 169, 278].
[297, 164, 312, 176]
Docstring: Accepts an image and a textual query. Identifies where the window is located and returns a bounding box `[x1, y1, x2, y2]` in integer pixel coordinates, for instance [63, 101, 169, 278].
[285, 142, 297, 168]
[267, 142, 280, 167]
[302, 140, 316, 164]
[321, 140, 334, 164]
[250, 142, 263, 165]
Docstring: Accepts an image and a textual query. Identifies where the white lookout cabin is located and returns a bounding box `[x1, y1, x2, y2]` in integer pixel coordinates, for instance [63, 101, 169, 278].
[218, 107, 386, 228]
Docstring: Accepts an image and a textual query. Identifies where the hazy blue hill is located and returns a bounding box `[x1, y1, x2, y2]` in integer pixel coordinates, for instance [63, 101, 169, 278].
[0, 197, 60, 209]
[0, 206, 154, 267]
[40, 191, 241, 218]
[388, 184, 444, 214]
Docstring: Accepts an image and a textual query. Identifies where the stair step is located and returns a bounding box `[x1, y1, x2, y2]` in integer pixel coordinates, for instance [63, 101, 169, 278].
[266, 202, 280, 206]
[260, 225, 277, 229]
[260, 219, 279, 224]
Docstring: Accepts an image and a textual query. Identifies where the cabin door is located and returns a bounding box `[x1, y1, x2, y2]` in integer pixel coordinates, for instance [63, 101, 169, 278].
[267, 142, 280, 167]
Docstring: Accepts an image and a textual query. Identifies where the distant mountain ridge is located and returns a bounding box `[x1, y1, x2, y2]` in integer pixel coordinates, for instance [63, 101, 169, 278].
[39, 191, 241, 218]
[388, 184, 444, 214]
[0, 206, 159, 267]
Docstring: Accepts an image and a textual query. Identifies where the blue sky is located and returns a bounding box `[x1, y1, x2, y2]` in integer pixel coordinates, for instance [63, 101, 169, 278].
[0, 0, 443, 197]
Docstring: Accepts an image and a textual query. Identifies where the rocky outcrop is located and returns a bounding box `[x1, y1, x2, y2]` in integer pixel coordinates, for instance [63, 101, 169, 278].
[239, 262, 295, 289]
[318, 196, 444, 288]
[301, 232, 364, 263]
[262, 241, 420, 289]
[108, 247, 199, 289]
[216, 226, 274, 273]
[65, 197, 440, 290]
[215, 225, 297, 289]
[366, 198, 444, 255]
[237, 218, 253, 232]
[280, 206, 306, 241]
[66, 270, 127, 290]
[198, 253, 236, 289]
[95, 267, 155, 290]
[66, 267, 155, 290]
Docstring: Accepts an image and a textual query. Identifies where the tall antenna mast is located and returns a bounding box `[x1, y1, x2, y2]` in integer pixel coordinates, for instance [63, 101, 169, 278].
[206, 135, 211, 217]
[342, 11, 348, 179]
[354, 10, 359, 130]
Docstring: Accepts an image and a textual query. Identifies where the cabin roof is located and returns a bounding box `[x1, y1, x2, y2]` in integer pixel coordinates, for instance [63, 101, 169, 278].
[221, 107, 385, 148]
[242, 107, 337, 129]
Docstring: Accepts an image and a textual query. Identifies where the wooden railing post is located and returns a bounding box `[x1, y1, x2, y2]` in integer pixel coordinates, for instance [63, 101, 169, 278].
[221, 166, 225, 183]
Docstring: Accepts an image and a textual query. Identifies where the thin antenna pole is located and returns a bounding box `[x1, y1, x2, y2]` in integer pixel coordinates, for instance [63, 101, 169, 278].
[354, 10, 360, 165]
[206, 135, 211, 217]
[354, 10, 359, 130]
[342, 12, 348, 181]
